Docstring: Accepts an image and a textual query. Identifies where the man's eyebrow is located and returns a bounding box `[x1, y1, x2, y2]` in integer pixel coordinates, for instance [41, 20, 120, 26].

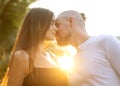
[52, 20, 55, 22]
[55, 19, 57, 23]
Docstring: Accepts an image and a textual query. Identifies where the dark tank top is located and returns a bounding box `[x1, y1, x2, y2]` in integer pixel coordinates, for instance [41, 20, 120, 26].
[22, 68, 69, 86]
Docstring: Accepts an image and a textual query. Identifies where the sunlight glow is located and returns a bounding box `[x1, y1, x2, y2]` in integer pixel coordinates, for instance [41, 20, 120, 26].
[57, 56, 74, 72]
[56, 45, 76, 72]
[61, 45, 77, 57]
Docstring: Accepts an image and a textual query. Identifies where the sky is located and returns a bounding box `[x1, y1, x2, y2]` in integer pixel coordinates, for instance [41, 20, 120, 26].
[29, 0, 120, 36]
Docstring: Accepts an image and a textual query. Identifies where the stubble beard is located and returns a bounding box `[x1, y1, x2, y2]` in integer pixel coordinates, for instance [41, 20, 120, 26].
[57, 33, 71, 46]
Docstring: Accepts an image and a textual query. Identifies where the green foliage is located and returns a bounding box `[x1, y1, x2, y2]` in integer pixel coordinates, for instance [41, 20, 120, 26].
[0, 0, 36, 80]
[0, 52, 9, 82]
[0, 0, 36, 52]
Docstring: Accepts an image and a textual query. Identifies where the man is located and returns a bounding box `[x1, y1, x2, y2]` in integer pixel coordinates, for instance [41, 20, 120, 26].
[55, 10, 120, 86]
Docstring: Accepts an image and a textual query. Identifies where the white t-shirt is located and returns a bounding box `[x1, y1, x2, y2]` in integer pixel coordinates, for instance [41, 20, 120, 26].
[69, 34, 120, 86]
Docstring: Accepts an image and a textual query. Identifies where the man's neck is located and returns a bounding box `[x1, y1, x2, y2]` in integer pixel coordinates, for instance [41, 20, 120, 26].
[70, 32, 90, 48]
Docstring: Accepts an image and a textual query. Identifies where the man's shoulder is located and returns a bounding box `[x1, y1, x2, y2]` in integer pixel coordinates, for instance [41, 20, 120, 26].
[91, 34, 114, 45]
[96, 34, 113, 40]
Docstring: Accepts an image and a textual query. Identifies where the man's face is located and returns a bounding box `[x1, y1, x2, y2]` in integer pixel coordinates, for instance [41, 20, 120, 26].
[55, 18, 71, 46]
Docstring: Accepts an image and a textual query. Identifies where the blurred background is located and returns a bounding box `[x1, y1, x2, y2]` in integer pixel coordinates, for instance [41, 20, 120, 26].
[0, 0, 36, 82]
[0, 0, 120, 83]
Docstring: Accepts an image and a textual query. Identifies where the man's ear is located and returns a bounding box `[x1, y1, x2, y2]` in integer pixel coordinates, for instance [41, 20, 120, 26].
[68, 17, 74, 27]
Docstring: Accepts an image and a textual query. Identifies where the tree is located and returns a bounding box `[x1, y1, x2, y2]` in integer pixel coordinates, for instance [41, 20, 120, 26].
[0, 0, 36, 80]
[0, 0, 36, 53]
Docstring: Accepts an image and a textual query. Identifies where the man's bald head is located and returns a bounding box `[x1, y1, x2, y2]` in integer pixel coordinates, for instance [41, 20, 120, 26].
[57, 10, 86, 26]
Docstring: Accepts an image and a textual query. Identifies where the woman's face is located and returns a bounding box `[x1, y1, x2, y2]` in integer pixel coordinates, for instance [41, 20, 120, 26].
[45, 17, 58, 41]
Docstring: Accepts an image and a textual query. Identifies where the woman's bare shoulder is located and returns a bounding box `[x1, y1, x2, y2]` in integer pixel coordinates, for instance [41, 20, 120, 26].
[13, 50, 29, 62]
[12, 50, 30, 74]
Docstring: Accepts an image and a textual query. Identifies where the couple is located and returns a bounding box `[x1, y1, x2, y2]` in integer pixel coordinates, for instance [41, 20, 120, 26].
[1, 7, 120, 86]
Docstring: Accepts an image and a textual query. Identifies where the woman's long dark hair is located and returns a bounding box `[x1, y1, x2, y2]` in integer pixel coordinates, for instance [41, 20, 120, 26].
[1, 7, 54, 86]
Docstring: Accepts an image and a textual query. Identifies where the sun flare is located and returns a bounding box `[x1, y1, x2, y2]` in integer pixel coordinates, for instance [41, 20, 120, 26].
[57, 56, 74, 72]
[57, 45, 77, 72]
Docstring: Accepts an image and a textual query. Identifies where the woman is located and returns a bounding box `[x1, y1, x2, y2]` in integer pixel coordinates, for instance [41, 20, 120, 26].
[1, 7, 68, 86]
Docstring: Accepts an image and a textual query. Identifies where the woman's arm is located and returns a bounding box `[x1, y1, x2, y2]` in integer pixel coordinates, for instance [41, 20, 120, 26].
[7, 50, 29, 86]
